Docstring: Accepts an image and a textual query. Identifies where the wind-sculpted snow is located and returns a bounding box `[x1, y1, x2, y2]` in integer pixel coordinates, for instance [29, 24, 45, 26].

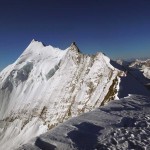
[0, 40, 122, 150]
[18, 95, 150, 150]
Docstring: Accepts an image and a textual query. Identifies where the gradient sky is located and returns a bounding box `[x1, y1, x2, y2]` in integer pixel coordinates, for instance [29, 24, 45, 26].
[0, 0, 150, 70]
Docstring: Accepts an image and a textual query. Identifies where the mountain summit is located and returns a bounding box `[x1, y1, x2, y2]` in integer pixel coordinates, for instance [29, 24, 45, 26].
[70, 42, 80, 52]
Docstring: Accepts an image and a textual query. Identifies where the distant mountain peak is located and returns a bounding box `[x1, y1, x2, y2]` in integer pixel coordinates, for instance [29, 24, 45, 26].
[31, 39, 36, 42]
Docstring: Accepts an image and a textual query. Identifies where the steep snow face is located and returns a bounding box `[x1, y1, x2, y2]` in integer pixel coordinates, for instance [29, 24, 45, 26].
[0, 39, 66, 119]
[0, 40, 121, 150]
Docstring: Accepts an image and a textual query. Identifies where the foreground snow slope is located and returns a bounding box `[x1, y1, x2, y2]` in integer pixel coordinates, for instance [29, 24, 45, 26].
[0, 40, 121, 150]
[19, 95, 150, 150]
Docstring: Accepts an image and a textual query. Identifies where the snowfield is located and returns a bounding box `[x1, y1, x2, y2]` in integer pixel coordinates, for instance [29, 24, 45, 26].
[18, 95, 150, 150]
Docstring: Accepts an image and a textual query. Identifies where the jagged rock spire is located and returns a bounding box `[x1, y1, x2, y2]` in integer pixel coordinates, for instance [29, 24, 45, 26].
[70, 42, 80, 53]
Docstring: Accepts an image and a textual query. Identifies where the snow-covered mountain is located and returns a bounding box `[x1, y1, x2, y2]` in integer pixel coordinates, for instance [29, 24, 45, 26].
[129, 59, 150, 79]
[116, 59, 130, 67]
[115, 58, 150, 90]
[0, 40, 123, 150]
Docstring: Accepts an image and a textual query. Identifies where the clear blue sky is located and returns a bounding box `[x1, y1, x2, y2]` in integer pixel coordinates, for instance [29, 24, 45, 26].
[0, 0, 150, 70]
